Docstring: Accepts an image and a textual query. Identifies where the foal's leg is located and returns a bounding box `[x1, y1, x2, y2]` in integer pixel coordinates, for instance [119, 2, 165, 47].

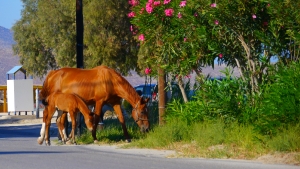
[44, 106, 57, 146]
[66, 111, 77, 145]
[113, 103, 131, 142]
[56, 111, 68, 144]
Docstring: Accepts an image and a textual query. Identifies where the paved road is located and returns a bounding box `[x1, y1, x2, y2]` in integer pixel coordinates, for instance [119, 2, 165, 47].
[0, 124, 299, 169]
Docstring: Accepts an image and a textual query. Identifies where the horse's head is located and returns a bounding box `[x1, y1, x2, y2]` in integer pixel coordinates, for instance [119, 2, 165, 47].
[85, 112, 94, 131]
[132, 97, 150, 133]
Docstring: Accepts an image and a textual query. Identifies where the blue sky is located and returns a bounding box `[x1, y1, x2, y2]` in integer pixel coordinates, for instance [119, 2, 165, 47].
[0, 1, 23, 29]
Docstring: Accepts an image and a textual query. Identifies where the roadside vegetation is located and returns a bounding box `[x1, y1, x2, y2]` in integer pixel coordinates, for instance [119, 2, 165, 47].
[77, 61, 300, 165]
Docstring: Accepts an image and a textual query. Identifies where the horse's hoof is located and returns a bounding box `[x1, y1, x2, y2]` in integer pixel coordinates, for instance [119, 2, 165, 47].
[66, 140, 73, 145]
[37, 138, 43, 145]
[94, 140, 98, 144]
[125, 139, 131, 143]
[45, 142, 51, 146]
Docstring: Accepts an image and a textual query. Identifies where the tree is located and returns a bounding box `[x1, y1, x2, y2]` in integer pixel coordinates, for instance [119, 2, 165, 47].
[12, 0, 59, 77]
[12, 0, 139, 78]
[130, 0, 300, 97]
[130, 0, 213, 103]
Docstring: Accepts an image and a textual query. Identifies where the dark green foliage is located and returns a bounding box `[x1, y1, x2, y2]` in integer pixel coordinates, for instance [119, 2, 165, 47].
[165, 61, 300, 136]
[13, 0, 139, 78]
[255, 62, 300, 135]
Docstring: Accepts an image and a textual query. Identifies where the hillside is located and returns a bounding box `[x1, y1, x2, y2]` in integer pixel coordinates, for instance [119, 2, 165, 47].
[0, 26, 239, 86]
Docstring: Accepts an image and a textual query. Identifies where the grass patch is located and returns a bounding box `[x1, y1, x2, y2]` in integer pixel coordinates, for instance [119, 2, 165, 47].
[76, 110, 300, 165]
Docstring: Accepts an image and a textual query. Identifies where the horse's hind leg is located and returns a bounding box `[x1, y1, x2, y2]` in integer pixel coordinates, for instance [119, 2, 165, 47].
[37, 108, 48, 145]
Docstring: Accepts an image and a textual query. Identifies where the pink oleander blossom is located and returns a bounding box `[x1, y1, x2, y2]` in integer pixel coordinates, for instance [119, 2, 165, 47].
[214, 20, 219, 25]
[154, 1, 161, 6]
[165, 8, 174, 17]
[179, 1, 186, 7]
[177, 12, 182, 18]
[145, 68, 152, 75]
[130, 25, 134, 32]
[128, 0, 139, 6]
[140, 8, 145, 14]
[210, 3, 216, 7]
[139, 34, 145, 41]
[252, 14, 256, 19]
[164, 0, 171, 5]
[148, 0, 154, 3]
[127, 11, 135, 18]
[146, 2, 154, 13]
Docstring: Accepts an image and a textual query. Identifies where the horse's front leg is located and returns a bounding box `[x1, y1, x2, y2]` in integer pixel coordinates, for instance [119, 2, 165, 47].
[92, 101, 104, 143]
[113, 104, 131, 142]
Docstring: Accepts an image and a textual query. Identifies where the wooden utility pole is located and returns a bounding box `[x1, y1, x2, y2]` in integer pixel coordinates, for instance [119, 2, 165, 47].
[76, 0, 84, 69]
[76, 0, 84, 136]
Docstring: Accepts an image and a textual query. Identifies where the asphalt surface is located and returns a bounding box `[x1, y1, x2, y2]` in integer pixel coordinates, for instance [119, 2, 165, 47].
[0, 115, 299, 169]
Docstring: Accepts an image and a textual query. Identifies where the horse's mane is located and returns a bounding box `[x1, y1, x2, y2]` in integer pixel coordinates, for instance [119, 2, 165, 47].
[99, 66, 141, 104]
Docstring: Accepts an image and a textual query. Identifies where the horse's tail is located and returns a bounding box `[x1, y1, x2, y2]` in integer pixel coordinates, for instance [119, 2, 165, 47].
[39, 70, 56, 105]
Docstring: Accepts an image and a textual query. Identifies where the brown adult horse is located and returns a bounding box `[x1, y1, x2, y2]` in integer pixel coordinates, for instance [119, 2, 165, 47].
[39, 65, 150, 143]
[37, 92, 94, 145]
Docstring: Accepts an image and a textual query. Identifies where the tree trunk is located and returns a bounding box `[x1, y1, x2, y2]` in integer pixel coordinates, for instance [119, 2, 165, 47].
[158, 67, 166, 125]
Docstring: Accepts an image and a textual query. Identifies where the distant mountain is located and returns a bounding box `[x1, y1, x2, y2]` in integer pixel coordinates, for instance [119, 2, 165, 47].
[0, 25, 239, 86]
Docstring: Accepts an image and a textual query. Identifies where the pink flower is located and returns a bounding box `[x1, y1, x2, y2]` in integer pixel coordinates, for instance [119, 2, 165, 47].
[194, 12, 198, 17]
[164, 0, 171, 4]
[138, 34, 145, 41]
[145, 68, 152, 75]
[179, 1, 186, 7]
[219, 53, 223, 58]
[252, 14, 256, 19]
[267, 3, 270, 7]
[128, 0, 139, 6]
[184, 37, 187, 42]
[140, 8, 145, 14]
[214, 20, 219, 25]
[210, 3, 216, 7]
[146, 3, 154, 13]
[165, 8, 174, 17]
[154, 1, 161, 6]
[130, 25, 134, 32]
[148, 0, 154, 3]
[127, 11, 135, 18]
[177, 12, 182, 18]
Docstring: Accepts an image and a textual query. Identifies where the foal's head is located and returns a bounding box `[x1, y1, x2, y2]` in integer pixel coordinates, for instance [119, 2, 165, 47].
[132, 97, 150, 133]
[85, 112, 94, 131]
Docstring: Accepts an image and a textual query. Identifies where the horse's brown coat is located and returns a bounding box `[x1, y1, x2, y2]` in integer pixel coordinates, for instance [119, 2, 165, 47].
[39, 65, 149, 143]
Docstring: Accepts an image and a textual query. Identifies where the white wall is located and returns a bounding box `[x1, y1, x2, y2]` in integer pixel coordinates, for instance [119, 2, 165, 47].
[7, 79, 34, 111]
